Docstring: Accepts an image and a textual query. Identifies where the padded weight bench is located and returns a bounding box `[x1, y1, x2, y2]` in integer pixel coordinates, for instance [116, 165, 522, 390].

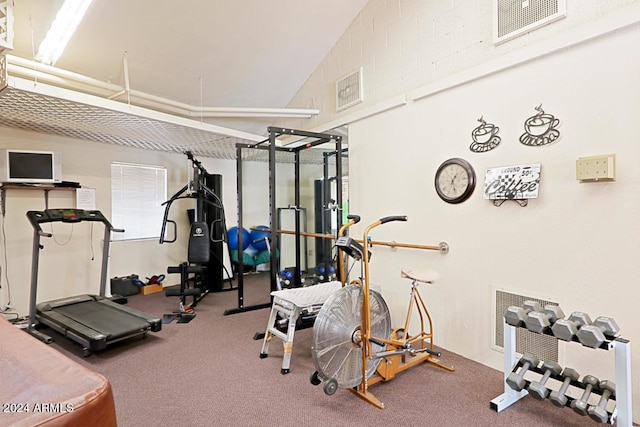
[0, 317, 117, 426]
[260, 281, 342, 374]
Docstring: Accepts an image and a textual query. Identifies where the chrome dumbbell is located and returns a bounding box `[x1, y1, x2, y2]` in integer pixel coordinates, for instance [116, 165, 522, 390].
[588, 380, 616, 423]
[525, 304, 564, 334]
[571, 375, 599, 416]
[504, 300, 542, 328]
[528, 361, 562, 400]
[549, 367, 580, 407]
[551, 312, 592, 342]
[577, 316, 620, 348]
[506, 353, 540, 392]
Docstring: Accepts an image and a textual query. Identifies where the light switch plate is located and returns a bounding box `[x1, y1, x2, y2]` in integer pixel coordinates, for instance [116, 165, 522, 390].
[576, 154, 616, 182]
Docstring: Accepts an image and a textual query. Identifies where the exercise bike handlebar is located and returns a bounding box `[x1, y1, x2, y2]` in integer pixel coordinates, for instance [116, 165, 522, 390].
[362, 215, 409, 248]
[379, 215, 408, 224]
[338, 215, 361, 237]
[347, 214, 361, 224]
[363, 216, 408, 241]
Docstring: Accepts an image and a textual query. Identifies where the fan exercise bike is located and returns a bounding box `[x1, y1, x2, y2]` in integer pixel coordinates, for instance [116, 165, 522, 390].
[309, 215, 454, 409]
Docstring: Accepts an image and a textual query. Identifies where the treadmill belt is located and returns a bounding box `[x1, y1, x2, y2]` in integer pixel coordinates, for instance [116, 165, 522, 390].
[55, 300, 151, 339]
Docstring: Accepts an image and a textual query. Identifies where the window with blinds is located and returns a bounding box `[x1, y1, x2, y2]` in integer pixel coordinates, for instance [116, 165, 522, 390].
[111, 162, 167, 241]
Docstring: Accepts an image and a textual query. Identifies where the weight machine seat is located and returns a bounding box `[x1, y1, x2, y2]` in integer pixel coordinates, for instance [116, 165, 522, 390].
[401, 267, 440, 284]
[165, 262, 206, 296]
[0, 316, 117, 426]
[167, 264, 205, 275]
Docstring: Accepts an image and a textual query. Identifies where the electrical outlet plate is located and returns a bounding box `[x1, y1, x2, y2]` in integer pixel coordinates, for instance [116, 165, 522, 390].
[576, 154, 616, 182]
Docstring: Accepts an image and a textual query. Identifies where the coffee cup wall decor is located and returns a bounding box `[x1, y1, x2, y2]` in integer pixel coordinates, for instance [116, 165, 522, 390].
[519, 104, 561, 147]
[470, 116, 501, 153]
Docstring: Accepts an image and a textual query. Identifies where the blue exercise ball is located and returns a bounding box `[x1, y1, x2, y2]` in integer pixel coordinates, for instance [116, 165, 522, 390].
[250, 226, 270, 251]
[227, 226, 251, 251]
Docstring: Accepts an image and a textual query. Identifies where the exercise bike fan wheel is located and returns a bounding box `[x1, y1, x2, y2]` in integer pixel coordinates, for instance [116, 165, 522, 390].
[311, 284, 391, 390]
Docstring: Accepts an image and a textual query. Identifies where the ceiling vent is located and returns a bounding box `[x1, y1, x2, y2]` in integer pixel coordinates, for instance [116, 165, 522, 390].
[335, 68, 363, 112]
[493, 0, 566, 45]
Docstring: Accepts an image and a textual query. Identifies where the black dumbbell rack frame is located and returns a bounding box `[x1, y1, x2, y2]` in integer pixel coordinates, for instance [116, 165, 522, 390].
[490, 320, 632, 426]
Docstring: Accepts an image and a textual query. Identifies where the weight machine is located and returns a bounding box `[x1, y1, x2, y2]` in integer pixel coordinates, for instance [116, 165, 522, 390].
[224, 127, 344, 315]
[160, 151, 231, 322]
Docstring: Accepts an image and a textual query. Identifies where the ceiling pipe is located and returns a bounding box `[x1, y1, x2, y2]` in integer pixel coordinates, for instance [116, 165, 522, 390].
[7, 55, 122, 94]
[5, 55, 320, 119]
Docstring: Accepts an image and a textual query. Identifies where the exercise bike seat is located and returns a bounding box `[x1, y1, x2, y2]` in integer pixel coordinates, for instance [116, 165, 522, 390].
[401, 267, 439, 284]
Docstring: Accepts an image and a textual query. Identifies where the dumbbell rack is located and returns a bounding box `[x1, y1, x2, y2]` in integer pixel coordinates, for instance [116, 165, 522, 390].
[490, 320, 632, 426]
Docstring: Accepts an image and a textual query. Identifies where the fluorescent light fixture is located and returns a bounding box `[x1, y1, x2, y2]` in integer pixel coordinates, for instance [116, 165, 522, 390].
[35, 0, 93, 65]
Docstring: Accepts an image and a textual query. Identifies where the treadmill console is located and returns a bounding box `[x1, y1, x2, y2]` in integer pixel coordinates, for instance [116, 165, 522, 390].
[27, 209, 111, 226]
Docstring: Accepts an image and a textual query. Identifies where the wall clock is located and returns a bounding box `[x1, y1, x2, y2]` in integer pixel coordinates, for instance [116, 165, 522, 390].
[434, 158, 476, 204]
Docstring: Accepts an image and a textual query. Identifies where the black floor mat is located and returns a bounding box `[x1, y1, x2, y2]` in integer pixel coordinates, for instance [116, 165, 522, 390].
[162, 313, 196, 324]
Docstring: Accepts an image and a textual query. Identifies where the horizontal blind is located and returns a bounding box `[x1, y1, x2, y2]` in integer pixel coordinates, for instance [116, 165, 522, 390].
[111, 162, 167, 240]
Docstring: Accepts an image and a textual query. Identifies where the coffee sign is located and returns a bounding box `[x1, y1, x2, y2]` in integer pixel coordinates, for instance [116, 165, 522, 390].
[484, 163, 541, 200]
[520, 104, 560, 147]
[470, 116, 501, 153]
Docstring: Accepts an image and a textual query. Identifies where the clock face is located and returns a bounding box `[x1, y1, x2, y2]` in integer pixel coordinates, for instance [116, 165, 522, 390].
[434, 158, 476, 204]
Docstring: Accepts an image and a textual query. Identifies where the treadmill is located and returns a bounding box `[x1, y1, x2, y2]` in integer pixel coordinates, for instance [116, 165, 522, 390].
[27, 208, 162, 356]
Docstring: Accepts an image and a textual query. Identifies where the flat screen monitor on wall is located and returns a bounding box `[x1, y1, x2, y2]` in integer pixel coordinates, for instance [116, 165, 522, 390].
[0, 149, 62, 184]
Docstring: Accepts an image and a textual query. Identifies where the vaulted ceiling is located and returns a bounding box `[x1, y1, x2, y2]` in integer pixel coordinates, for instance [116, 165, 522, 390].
[1, 0, 367, 156]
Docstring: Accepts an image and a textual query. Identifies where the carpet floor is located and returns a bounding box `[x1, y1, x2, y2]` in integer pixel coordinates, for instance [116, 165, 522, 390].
[43, 273, 617, 426]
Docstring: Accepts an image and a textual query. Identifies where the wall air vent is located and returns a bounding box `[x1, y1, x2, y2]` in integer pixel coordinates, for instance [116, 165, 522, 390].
[335, 68, 363, 112]
[493, 0, 566, 45]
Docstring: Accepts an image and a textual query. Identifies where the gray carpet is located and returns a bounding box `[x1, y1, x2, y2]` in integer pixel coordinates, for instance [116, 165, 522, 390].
[45, 273, 614, 426]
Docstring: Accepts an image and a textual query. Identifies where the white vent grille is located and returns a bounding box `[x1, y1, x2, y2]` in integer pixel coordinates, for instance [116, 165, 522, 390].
[335, 68, 363, 112]
[493, 0, 566, 45]
[494, 289, 559, 362]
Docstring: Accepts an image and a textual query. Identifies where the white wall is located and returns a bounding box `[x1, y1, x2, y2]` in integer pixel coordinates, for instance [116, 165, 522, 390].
[0, 127, 238, 315]
[281, 0, 640, 131]
[277, 0, 640, 421]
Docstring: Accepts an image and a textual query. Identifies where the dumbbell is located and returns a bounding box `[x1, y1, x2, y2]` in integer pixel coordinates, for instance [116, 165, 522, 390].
[570, 374, 599, 415]
[528, 361, 562, 400]
[549, 367, 580, 407]
[506, 353, 539, 391]
[588, 380, 616, 423]
[551, 312, 592, 342]
[525, 304, 564, 334]
[577, 316, 620, 348]
[504, 300, 542, 327]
